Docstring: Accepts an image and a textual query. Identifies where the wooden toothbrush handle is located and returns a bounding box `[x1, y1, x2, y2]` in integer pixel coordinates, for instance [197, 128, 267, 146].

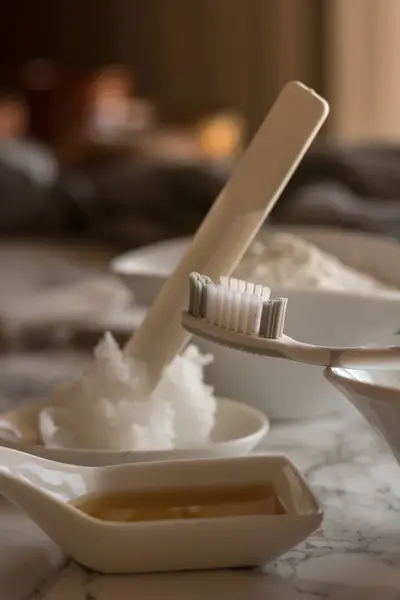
[124, 82, 329, 386]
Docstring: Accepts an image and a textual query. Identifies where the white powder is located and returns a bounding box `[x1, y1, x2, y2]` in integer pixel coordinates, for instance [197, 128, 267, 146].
[39, 334, 216, 451]
[234, 232, 396, 294]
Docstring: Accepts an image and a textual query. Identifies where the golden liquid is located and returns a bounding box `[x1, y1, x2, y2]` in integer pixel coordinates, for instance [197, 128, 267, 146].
[72, 484, 286, 523]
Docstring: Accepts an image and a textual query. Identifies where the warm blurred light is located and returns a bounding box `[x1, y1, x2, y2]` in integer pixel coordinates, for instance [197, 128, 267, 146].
[86, 66, 133, 137]
[88, 66, 132, 103]
[0, 97, 27, 139]
[197, 113, 244, 159]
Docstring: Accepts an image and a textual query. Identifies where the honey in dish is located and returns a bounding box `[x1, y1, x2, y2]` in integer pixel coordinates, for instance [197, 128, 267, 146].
[71, 483, 286, 522]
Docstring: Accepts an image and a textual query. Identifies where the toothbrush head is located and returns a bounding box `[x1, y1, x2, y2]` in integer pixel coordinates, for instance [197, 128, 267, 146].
[187, 272, 287, 340]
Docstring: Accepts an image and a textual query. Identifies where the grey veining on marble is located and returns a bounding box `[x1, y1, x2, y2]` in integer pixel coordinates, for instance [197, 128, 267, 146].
[2, 413, 400, 600]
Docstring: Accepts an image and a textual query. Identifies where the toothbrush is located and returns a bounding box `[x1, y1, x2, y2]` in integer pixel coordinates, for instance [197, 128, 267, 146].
[181, 273, 400, 370]
[124, 81, 329, 388]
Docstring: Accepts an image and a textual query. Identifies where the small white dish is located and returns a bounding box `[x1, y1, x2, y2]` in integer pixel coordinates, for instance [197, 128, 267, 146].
[0, 449, 322, 573]
[324, 365, 400, 464]
[0, 397, 269, 466]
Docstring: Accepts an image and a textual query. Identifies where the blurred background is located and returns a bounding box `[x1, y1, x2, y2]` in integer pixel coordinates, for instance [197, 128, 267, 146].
[0, 0, 399, 381]
[3, 0, 400, 143]
[0, 0, 400, 247]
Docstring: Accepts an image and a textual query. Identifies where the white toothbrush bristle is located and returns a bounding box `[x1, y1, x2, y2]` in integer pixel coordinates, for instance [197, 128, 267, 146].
[216, 285, 224, 325]
[246, 281, 255, 295]
[248, 294, 263, 334]
[224, 289, 233, 328]
[189, 272, 287, 340]
[230, 278, 239, 291]
[238, 292, 250, 333]
[255, 296, 263, 333]
[262, 286, 271, 300]
[231, 291, 241, 330]
[221, 288, 228, 328]
[238, 279, 246, 293]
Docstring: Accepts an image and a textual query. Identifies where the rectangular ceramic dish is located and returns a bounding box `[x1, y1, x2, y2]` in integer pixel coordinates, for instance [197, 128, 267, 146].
[41, 454, 322, 573]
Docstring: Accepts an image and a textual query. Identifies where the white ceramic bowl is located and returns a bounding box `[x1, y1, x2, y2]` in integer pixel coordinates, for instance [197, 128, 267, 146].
[112, 226, 400, 419]
[324, 366, 400, 464]
[0, 397, 269, 466]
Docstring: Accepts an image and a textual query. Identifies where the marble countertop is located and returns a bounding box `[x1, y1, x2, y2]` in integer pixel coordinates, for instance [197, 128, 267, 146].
[2, 410, 400, 600]
[0, 237, 397, 598]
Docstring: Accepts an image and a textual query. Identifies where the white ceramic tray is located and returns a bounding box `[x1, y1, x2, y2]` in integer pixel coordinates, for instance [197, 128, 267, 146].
[0, 450, 323, 573]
